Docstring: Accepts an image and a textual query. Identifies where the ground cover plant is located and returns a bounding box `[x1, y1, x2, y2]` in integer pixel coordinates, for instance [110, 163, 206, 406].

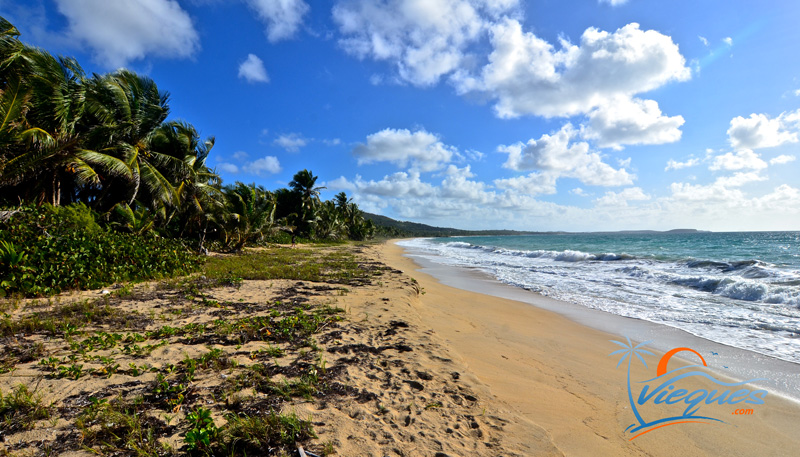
[0, 204, 201, 297]
[0, 245, 391, 456]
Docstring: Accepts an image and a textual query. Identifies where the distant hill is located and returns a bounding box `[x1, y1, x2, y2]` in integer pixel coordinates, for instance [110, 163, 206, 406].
[363, 212, 710, 239]
[363, 212, 548, 238]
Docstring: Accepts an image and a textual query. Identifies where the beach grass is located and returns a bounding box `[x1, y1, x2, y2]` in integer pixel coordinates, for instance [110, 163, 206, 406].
[0, 244, 384, 456]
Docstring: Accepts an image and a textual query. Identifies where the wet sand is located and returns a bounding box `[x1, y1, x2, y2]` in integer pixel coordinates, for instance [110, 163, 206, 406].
[376, 240, 800, 456]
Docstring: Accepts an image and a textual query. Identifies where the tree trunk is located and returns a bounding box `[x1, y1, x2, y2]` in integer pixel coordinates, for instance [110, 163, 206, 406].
[128, 168, 140, 206]
[52, 173, 61, 207]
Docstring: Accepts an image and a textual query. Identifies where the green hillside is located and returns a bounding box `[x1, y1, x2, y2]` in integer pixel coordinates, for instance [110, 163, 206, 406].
[363, 213, 542, 238]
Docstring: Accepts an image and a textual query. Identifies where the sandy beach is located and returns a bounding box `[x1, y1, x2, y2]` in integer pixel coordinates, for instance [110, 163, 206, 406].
[0, 241, 798, 456]
[376, 240, 800, 457]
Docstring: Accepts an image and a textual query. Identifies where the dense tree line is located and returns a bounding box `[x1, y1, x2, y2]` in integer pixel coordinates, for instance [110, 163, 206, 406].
[0, 16, 373, 253]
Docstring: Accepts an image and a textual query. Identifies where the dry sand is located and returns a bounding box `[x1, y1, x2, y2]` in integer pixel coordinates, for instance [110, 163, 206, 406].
[375, 240, 800, 457]
[0, 241, 797, 456]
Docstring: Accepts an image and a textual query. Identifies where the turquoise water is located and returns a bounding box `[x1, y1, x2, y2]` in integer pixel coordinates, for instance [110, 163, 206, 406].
[399, 232, 800, 364]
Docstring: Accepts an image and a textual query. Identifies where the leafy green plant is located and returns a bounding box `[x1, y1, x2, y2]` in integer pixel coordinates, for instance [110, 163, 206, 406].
[76, 395, 171, 456]
[0, 240, 35, 296]
[0, 205, 202, 297]
[185, 407, 220, 452]
[127, 363, 152, 377]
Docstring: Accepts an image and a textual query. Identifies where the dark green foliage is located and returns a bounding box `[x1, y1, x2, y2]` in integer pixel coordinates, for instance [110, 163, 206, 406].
[185, 407, 219, 452]
[182, 408, 315, 456]
[0, 16, 375, 300]
[0, 204, 200, 296]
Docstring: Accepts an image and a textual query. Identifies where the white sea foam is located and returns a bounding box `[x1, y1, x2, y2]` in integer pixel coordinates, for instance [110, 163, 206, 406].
[398, 237, 800, 364]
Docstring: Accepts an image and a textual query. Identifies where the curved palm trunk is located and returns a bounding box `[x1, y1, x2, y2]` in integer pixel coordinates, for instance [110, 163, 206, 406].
[128, 169, 140, 206]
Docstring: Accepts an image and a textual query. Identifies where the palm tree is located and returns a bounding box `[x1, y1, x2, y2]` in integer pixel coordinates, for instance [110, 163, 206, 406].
[0, 34, 130, 206]
[0, 17, 28, 152]
[288, 169, 324, 237]
[334, 191, 350, 211]
[149, 120, 222, 235]
[83, 70, 183, 213]
[314, 200, 344, 240]
[110, 201, 156, 235]
[223, 182, 276, 251]
[343, 201, 374, 241]
[289, 169, 324, 210]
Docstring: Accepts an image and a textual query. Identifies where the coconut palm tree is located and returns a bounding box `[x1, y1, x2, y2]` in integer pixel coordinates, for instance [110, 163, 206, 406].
[149, 120, 222, 234]
[0, 17, 28, 152]
[343, 201, 374, 241]
[334, 191, 351, 211]
[287, 169, 324, 237]
[82, 70, 183, 213]
[0, 35, 130, 206]
[223, 182, 276, 251]
[314, 200, 344, 240]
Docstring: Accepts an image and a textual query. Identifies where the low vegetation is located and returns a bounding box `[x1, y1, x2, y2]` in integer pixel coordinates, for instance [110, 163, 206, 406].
[0, 246, 388, 456]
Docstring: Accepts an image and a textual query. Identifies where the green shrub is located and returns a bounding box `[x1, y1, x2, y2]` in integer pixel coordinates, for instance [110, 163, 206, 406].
[0, 204, 201, 296]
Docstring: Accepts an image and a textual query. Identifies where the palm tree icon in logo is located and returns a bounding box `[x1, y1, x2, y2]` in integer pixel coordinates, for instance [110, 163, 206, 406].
[610, 336, 654, 431]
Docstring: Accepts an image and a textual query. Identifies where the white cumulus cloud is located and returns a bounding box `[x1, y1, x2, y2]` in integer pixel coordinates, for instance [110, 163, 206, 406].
[246, 0, 309, 42]
[583, 97, 685, 149]
[453, 20, 690, 119]
[53, 0, 199, 67]
[665, 157, 700, 171]
[709, 149, 767, 171]
[274, 133, 309, 152]
[352, 128, 456, 171]
[727, 111, 800, 150]
[332, 0, 518, 86]
[493, 172, 558, 196]
[349, 171, 436, 198]
[216, 154, 281, 175]
[595, 187, 650, 206]
[770, 154, 796, 165]
[499, 124, 634, 187]
[714, 171, 767, 188]
[238, 54, 270, 83]
[250, 156, 282, 175]
[216, 163, 239, 174]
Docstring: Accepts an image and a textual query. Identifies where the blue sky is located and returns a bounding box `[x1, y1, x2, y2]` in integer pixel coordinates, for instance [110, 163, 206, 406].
[4, 0, 800, 231]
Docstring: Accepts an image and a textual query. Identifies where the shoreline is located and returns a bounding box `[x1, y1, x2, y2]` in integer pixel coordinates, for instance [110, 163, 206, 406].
[395, 238, 800, 403]
[376, 239, 800, 456]
[1, 242, 797, 456]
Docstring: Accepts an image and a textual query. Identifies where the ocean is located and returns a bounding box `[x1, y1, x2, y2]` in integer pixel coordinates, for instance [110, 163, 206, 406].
[398, 232, 800, 365]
